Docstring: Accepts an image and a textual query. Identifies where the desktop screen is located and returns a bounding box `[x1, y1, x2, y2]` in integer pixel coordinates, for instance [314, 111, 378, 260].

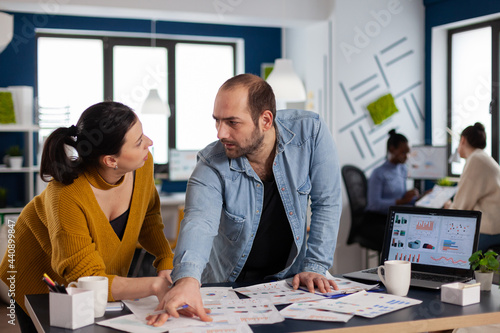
[407, 145, 447, 179]
[168, 149, 198, 181]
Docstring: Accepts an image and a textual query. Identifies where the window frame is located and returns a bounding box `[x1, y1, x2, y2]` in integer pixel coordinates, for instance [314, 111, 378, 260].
[447, 19, 500, 176]
[36, 30, 238, 152]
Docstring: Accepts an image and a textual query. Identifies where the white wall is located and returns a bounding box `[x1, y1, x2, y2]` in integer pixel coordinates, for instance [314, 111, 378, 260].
[288, 0, 425, 274]
[334, 0, 425, 273]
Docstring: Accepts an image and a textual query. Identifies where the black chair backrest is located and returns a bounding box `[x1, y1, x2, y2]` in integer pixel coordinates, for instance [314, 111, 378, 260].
[341, 165, 367, 215]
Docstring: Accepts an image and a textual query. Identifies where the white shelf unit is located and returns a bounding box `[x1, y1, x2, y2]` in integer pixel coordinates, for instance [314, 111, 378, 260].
[0, 124, 39, 213]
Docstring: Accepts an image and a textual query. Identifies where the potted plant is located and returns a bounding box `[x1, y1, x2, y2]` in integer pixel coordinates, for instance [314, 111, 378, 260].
[0, 187, 6, 208]
[5, 145, 23, 169]
[154, 178, 163, 194]
[469, 250, 499, 291]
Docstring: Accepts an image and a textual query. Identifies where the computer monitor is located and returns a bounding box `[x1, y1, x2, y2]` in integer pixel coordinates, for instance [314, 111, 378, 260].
[407, 145, 447, 180]
[168, 149, 198, 181]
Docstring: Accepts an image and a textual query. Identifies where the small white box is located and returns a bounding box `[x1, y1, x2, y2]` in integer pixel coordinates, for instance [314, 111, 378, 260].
[49, 288, 94, 329]
[441, 282, 480, 306]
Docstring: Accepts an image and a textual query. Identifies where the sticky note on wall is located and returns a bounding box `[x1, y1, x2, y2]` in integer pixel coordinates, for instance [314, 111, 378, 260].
[366, 93, 398, 125]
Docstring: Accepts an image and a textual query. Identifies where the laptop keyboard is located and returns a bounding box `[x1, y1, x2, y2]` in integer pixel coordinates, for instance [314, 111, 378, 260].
[362, 268, 462, 283]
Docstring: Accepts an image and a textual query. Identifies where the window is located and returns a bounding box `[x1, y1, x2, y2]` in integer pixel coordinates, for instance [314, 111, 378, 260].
[113, 45, 169, 163]
[447, 20, 500, 175]
[37, 32, 238, 164]
[175, 43, 234, 150]
[37, 37, 104, 143]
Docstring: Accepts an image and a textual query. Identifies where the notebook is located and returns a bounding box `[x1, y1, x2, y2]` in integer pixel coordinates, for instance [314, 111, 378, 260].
[343, 206, 482, 289]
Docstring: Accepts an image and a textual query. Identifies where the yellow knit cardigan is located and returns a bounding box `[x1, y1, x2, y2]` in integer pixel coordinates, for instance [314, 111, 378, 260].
[0, 152, 173, 312]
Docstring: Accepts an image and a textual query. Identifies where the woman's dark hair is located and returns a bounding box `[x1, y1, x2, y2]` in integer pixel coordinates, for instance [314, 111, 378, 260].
[40, 101, 137, 185]
[461, 122, 486, 149]
[387, 129, 408, 153]
[219, 73, 276, 126]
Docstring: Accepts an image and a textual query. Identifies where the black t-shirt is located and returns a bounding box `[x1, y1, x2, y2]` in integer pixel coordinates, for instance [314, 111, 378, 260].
[236, 177, 294, 282]
[109, 171, 134, 241]
[110, 208, 129, 241]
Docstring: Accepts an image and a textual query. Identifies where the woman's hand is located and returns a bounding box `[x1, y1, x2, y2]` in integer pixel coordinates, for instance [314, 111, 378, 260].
[157, 269, 173, 285]
[397, 189, 419, 205]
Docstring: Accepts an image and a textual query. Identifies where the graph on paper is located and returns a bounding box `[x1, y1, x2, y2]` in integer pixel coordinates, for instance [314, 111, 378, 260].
[312, 291, 422, 318]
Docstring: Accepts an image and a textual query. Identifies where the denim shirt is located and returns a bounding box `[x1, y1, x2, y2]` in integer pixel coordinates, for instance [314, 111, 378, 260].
[171, 109, 342, 284]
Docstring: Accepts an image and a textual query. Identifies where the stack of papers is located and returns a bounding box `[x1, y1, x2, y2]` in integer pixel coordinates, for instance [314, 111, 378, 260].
[97, 287, 284, 332]
[97, 278, 423, 331]
[233, 280, 326, 304]
[286, 276, 380, 296]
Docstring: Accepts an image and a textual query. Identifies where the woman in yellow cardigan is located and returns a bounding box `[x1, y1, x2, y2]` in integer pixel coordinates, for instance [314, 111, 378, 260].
[0, 101, 174, 330]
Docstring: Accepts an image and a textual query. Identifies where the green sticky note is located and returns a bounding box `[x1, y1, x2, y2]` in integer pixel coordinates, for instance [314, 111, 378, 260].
[366, 93, 398, 125]
[0, 92, 16, 124]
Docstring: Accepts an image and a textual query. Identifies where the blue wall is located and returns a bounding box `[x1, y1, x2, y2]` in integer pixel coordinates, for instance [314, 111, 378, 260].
[0, 12, 281, 87]
[423, 0, 500, 143]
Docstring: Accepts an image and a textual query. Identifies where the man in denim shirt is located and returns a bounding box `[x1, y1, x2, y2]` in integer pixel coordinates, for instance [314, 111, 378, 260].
[150, 74, 341, 325]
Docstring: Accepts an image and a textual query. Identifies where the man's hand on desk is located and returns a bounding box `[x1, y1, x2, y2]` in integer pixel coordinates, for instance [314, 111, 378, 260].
[292, 271, 339, 293]
[146, 277, 212, 327]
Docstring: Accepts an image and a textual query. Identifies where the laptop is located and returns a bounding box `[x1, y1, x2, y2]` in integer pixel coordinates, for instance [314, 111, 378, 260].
[343, 206, 482, 289]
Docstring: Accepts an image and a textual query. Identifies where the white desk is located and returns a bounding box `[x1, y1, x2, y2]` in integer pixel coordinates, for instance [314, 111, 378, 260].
[159, 192, 186, 240]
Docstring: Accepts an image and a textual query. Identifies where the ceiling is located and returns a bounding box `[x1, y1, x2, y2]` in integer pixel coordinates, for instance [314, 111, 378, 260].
[0, 0, 334, 27]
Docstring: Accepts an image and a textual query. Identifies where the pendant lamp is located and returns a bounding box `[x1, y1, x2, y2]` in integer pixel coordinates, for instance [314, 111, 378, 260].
[0, 12, 14, 54]
[266, 1, 306, 103]
[266, 58, 306, 102]
[141, 19, 170, 116]
[141, 88, 170, 116]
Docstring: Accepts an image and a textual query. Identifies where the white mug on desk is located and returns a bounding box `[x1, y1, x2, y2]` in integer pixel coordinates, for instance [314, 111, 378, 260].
[68, 276, 108, 317]
[377, 260, 411, 296]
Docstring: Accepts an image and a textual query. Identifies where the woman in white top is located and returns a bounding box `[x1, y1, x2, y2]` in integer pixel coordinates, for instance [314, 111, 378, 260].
[444, 122, 500, 252]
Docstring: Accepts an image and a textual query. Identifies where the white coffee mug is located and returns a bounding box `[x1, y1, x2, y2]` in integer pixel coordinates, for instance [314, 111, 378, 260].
[68, 276, 108, 317]
[377, 260, 411, 296]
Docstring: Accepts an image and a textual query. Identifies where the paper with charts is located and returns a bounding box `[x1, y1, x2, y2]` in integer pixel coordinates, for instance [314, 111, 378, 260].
[415, 185, 458, 209]
[121, 288, 239, 320]
[234, 280, 326, 305]
[97, 314, 206, 333]
[168, 323, 253, 333]
[312, 291, 422, 318]
[99, 287, 282, 332]
[280, 300, 353, 322]
[286, 276, 379, 296]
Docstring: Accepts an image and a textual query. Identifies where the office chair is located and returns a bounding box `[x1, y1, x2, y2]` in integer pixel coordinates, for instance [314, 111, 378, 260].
[341, 165, 382, 266]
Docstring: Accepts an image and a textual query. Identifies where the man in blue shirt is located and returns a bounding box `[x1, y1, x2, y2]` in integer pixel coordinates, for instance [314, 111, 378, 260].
[150, 74, 341, 325]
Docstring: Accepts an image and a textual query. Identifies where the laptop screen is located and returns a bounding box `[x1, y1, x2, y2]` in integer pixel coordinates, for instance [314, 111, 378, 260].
[381, 206, 481, 276]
